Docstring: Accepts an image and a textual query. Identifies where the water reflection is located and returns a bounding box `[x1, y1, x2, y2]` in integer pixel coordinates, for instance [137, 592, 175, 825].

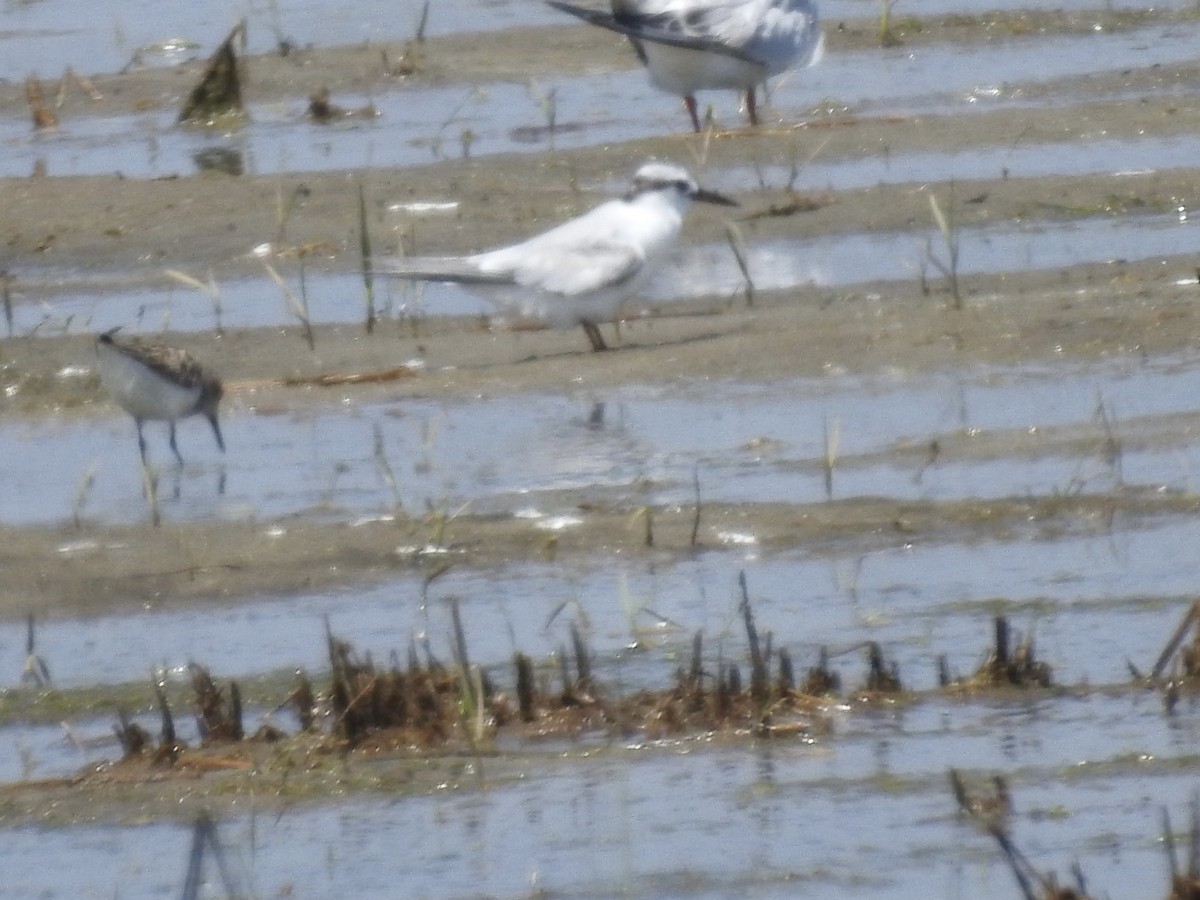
[192, 146, 244, 176]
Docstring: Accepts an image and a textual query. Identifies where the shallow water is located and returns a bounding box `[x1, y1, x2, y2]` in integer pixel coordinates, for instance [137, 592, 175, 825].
[5, 735, 1197, 899]
[724, 132, 1200, 193]
[4, 0, 1192, 88]
[6, 352, 1199, 527]
[9, 208, 1196, 337]
[0, 0, 563, 86]
[6, 343, 1199, 880]
[6, 507, 1196, 693]
[0, 710, 223, 785]
[5, 18, 1199, 180]
[0, 72, 663, 180]
[670, 211, 1197, 300]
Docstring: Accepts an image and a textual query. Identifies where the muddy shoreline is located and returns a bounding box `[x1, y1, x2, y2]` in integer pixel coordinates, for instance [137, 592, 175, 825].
[5, 249, 1200, 625]
[2, 9, 1200, 863]
[0, 1, 1196, 623]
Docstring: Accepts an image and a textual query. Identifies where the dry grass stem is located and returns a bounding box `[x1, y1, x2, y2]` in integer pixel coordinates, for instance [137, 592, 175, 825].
[25, 74, 57, 131]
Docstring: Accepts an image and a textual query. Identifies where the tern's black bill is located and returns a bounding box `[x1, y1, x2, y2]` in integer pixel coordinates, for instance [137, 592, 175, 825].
[694, 187, 738, 207]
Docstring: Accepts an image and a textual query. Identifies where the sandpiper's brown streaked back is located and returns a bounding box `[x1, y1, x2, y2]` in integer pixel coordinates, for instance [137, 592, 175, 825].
[95, 328, 225, 465]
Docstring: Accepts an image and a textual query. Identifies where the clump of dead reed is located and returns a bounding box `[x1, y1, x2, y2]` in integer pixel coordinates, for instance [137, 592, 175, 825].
[625, 623, 826, 741]
[325, 620, 473, 749]
[178, 22, 247, 125]
[801, 646, 841, 696]
[189, 663, 243, 744]
[113, 665, 277, 769]
[861, 641, 902, 694]
[306, 86, 378, 123]
[310, 587, 856, 750]
[944, 615, 1053, 690]
[116, 679, 185, 766]
[98, 592, 1028, 770]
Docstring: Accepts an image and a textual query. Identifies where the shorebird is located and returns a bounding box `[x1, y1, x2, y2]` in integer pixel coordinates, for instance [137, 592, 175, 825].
[95, 328, 225, 465]
[382, 161, 736, 352]
[547, 0, 823, 132]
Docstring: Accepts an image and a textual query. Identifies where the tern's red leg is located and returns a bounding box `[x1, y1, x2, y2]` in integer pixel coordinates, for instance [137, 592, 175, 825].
[684, 95, 701, 132]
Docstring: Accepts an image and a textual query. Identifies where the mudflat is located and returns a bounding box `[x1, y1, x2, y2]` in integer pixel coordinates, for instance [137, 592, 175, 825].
[1, 12, 1200, 869]
[5, 12, 1200, 623]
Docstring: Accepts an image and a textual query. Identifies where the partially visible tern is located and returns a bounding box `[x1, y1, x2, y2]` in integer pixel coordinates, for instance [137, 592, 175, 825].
[548, 0, 822, 131]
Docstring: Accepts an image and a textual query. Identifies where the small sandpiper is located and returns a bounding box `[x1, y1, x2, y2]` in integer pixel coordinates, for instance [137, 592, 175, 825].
[95, 328, 225, 465]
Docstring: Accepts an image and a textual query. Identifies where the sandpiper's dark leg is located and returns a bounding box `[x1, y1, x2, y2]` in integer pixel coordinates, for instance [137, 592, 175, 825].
[207, 414, 225, 453]
[581, 321, 609, 352]
[135, 419, 149, 464]
[168, 421, 185, 466]
[745, 88, 759, 126]
[684, 95, 701, 133]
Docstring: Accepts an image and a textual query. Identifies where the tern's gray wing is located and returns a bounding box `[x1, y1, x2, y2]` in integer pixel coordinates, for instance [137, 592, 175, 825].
[383, 256, 514, 286]
[478, 240, 645, 296]
[383, 243, 644, 296]
[546, 0, 760, 63]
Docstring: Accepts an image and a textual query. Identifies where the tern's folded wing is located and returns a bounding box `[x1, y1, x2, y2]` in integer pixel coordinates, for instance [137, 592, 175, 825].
[481, 241, 645, 296]
[381, 244, 643, 296]
[381, 256, 513, 286]
[546, 0, 759, 62]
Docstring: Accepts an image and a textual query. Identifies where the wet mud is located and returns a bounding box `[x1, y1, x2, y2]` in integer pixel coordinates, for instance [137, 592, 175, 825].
[4, 5, 1200, 896]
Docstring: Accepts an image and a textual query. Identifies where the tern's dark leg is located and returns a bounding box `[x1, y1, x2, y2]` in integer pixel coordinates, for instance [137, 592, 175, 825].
[745, 88, 759, 126]
[684, 95, 702, 133]
[168, 421, 185, 466]
[581, 321, 609, 352]
[135, 419, 149, 464]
